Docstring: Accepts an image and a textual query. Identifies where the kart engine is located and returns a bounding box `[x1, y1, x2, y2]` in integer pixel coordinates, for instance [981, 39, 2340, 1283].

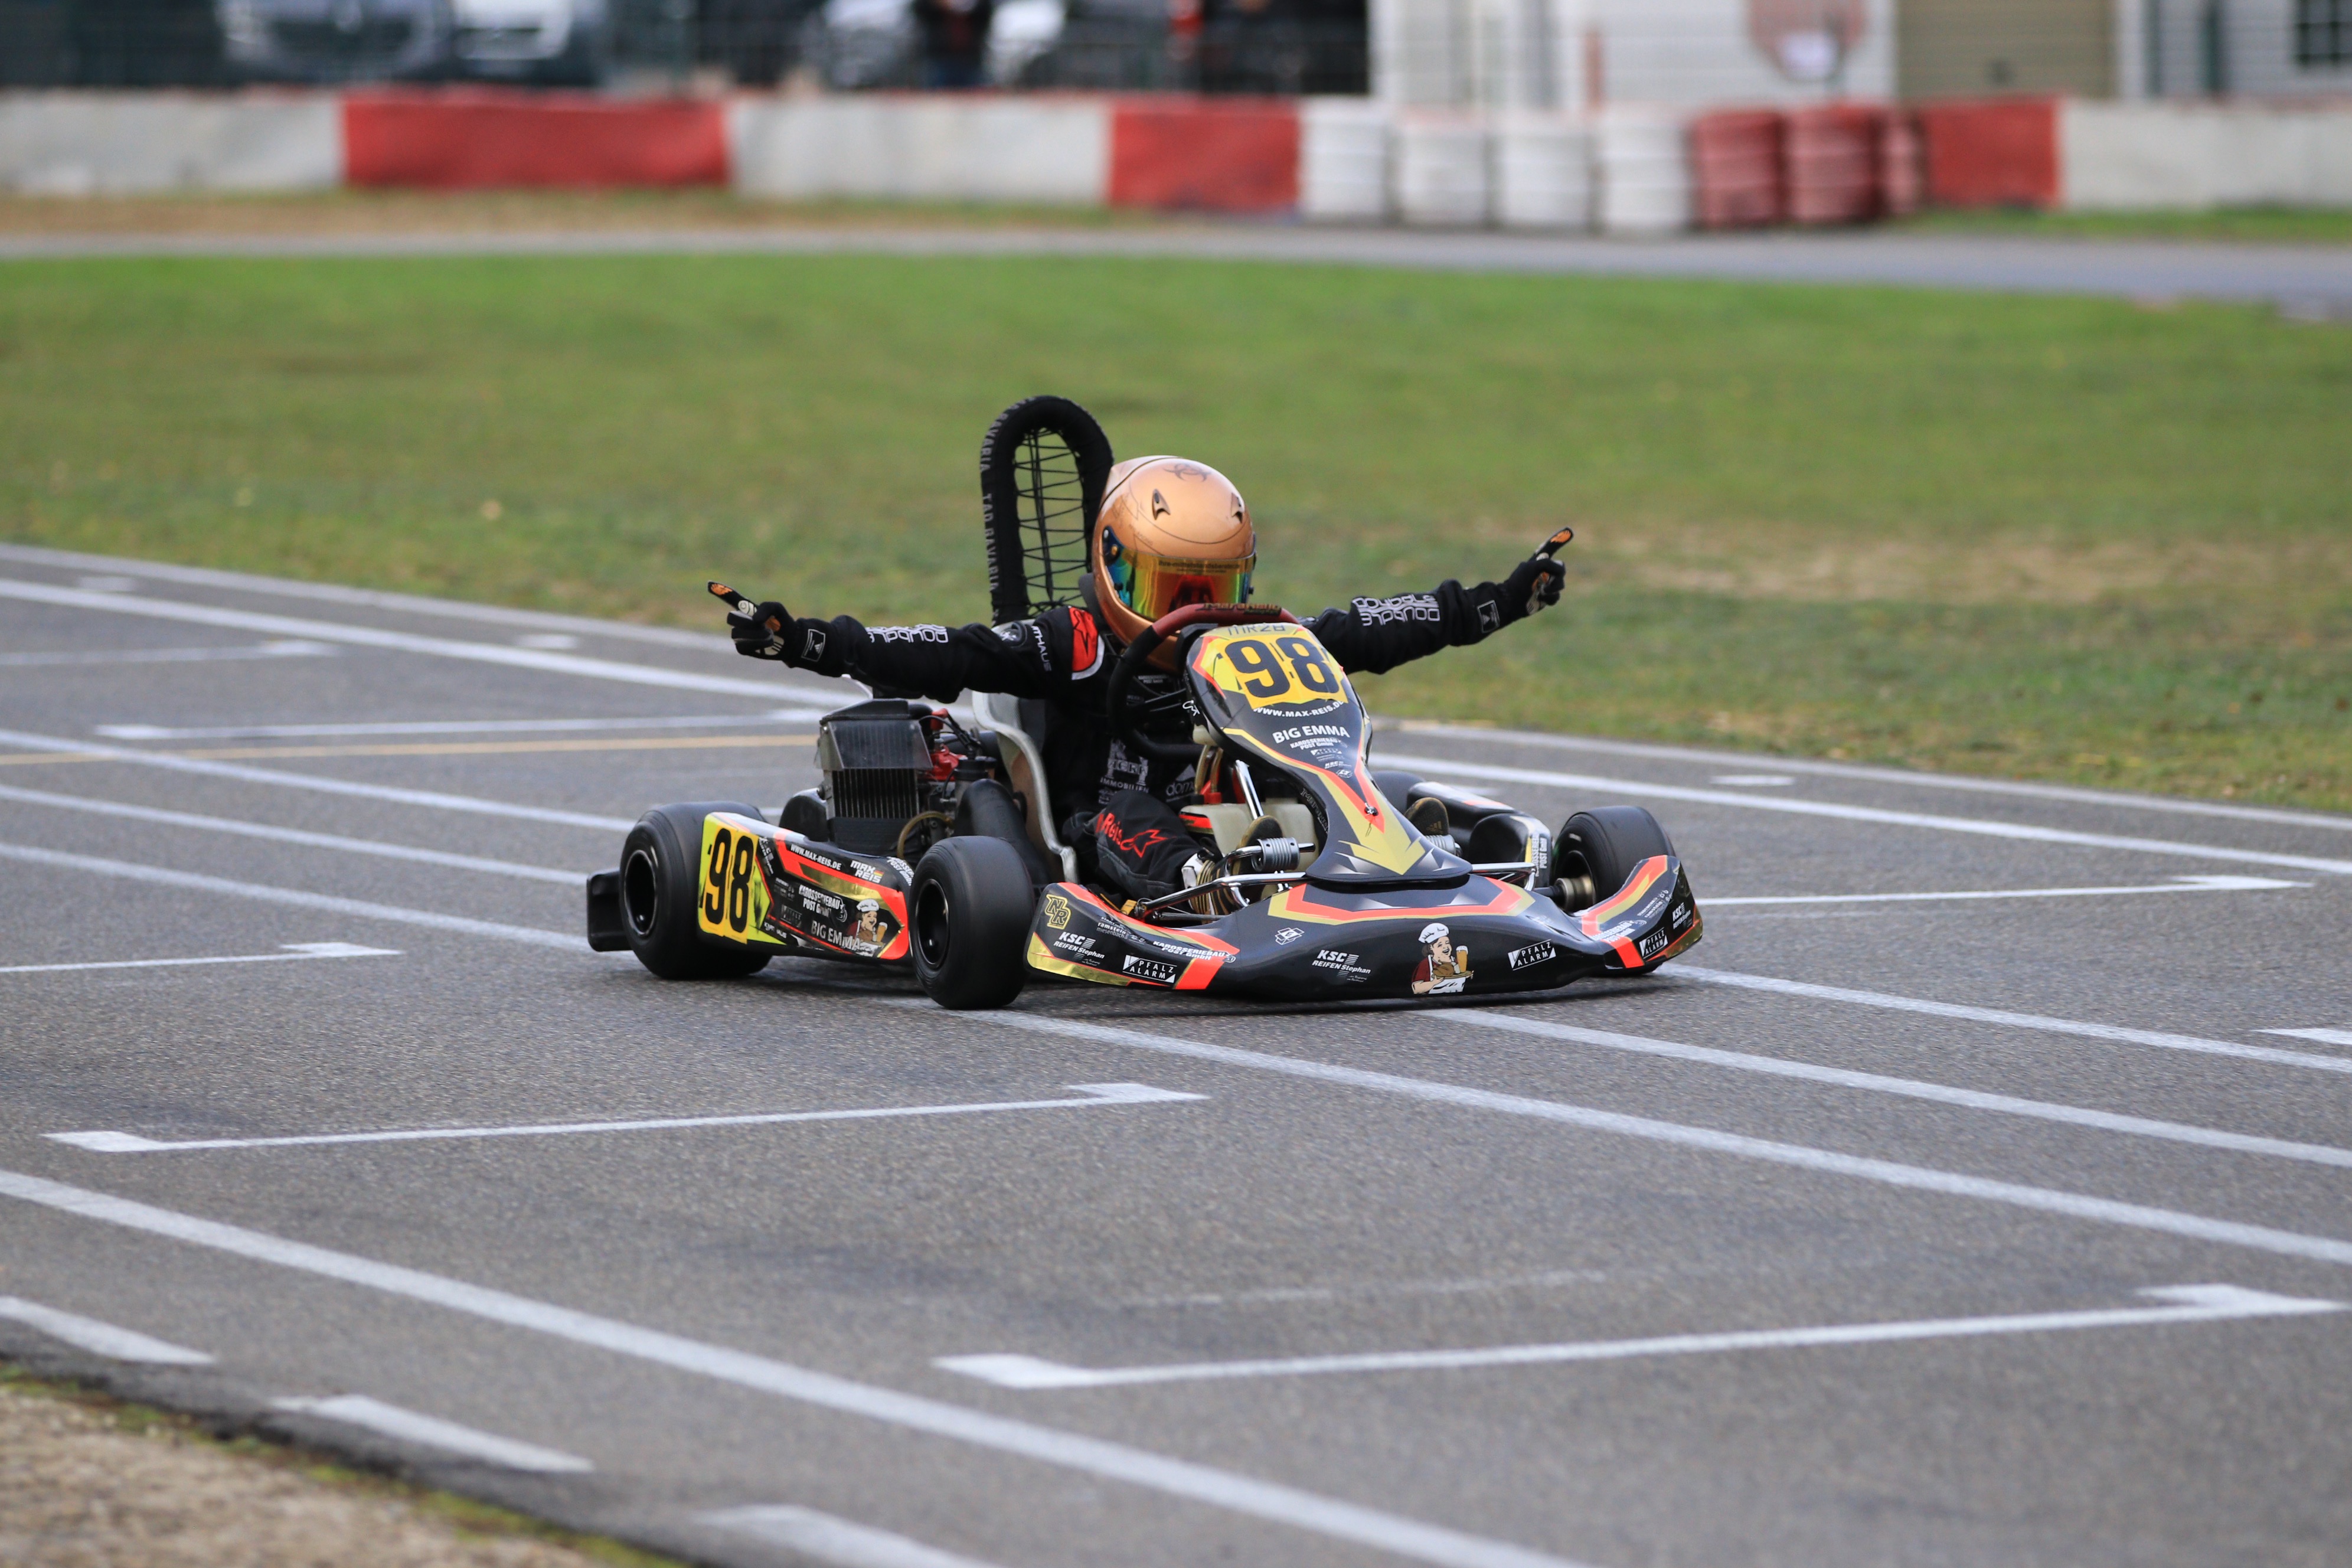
[792, 699, 1002, 860]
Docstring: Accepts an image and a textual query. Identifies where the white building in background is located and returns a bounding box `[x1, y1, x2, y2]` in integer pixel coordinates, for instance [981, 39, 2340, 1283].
[1367, 0, 2352, 107]
[1370, 0, 1894, 109]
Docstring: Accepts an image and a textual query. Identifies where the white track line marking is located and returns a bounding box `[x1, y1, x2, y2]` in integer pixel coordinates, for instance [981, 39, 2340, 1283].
[0, 541, 845, 672]
[0, 639, 335, 668]
[1389, 720, 2352, 835]
[0, 782, 592, 883]
[2265, 1027, 2352, 1048]
[0, 1295, 215, 1364]
[0, 577, 795, 701]
[704, 1505, 1009, 1568]
[270, 1394, 593, 1472]
[1670, 965, 2352, 1076]
[938, 1284, 2342, 1391]
[0, 1171, 1586, 1568]
[1709, 774, 1793, 786]
[0, 841, 586, 951]
[1707, 874, 2304, 906]
[1, 941, 397, 977]
[930, 1009, 2352, 1268]
[0, 727, 635, 832]
[1378, 752, 2352, 877]
[1443, 1012, 2352, 1169]
[95, 708, 827, 742]
[48, 1083, 1203, 1154]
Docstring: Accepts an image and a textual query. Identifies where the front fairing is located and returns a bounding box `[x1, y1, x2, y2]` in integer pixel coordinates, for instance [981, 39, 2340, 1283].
[1024, 855, 1701, 1001]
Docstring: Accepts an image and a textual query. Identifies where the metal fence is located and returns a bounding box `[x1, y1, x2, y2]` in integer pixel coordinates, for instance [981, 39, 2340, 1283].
[0, 0, 1366, 92]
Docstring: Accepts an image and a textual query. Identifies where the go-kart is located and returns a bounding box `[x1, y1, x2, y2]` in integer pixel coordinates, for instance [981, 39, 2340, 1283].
[584, 397, 1701, 1010]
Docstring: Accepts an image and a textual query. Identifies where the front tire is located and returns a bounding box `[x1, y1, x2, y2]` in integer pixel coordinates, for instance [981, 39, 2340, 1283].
[620, 803, 773, 980]
[1555, 806, 1675, 911]
[909, 837, 1034, 1010]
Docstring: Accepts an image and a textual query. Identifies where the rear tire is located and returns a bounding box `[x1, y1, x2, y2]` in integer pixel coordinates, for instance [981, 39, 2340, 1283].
[1554, 806, 1675, 911]
[909, 837, 1034, 1010]
[620, 803, 773, 980]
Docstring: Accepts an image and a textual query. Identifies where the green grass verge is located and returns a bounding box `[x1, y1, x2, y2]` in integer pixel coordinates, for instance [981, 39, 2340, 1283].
[3, 254, 2346, 809]
[1897, 204, 2352, 246]
[0, 1364, 682, 1566]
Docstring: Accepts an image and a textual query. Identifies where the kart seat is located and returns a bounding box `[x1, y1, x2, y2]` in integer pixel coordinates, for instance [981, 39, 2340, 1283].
[971, 689, 1081, 883]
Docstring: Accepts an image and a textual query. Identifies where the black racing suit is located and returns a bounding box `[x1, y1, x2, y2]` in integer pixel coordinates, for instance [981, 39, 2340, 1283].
[772, 574, 1543, 901]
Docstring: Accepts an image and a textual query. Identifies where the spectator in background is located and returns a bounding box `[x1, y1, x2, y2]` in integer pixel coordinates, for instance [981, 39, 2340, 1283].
[914, 0, 994, 86]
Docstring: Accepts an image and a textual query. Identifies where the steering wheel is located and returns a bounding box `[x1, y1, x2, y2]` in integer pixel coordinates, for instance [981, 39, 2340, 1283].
[1105, 603, 1298, 767]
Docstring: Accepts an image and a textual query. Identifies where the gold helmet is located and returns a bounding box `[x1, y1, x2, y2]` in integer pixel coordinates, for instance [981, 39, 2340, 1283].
[1090, 456, 1255, 648]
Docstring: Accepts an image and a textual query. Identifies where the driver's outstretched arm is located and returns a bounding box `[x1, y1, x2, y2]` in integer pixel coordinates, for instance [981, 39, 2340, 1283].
[730, 598, 1074, 702]
[1308, 547, 1566, 675]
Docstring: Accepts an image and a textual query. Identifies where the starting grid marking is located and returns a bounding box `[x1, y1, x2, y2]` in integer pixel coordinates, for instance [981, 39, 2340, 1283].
[45, 1083, 1203, 1154]
[1704, 874, 2306, 906]
[0, 1294, 214, 1364]
[1378, 751, 2352, 879]
[93, 708, 829, 742]
[270, 1394, 594, 1474]
[0, 726, 637, 832]
[938, 1285, 2343, 1391]
[0, 782, 595, 883]
[0, 941, 396, 976]
[0, 639, 337, 668]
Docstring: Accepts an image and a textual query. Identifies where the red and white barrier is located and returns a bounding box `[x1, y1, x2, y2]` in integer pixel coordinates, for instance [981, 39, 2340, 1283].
[4, 88, 2349, 221]
[349, 92, 729, 189]
[2060, 100, 2352, 210]
[0, 91, 340, 194]
[729, 96, 1104, 204]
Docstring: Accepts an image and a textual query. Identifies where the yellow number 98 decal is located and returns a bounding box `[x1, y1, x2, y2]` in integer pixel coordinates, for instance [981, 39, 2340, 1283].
[1217, 635, 1343, 710]
[698, 819, 764, 939]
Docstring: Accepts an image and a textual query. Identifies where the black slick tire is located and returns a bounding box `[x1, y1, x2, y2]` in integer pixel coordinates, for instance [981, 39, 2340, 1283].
[909, 836, 1034, 1010]
[620, 802, 773, 980]
[1555, 806, 1675, 910]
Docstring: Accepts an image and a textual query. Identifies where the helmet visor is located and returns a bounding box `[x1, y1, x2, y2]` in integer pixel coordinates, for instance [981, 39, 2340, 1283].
[1105, 540, 1256, 620]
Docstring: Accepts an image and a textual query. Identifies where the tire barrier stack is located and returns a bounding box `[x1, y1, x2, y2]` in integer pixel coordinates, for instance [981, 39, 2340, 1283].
[4, 88, 2349, 221]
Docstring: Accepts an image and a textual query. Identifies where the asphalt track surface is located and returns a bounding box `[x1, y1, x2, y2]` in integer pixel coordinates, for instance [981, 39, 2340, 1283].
[4, 538, 2351, 1568]
[4, 224, 2351, 309]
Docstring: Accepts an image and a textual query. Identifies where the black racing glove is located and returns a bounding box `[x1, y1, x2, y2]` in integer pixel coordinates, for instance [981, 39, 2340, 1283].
[729, 599, 791, 659]
[729, 600, 850, 674]
[1499, 551, 1567, 624]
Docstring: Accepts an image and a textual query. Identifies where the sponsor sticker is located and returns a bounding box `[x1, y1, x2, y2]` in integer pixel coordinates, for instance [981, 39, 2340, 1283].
[1311, 948, 1373, 984]
[1043, 893, 1073, 930]
[1121, 953, 1183, 986]
[1351, 593, 1441, 626]
[1273, 926, 1305, 946]
[1670, 900, 1693, 931]
[1638, 927, 1671, 960]
[1051, 931, 1105, 960]
[1412, 923, 1472, 996]
[1507, 940, 1557, 971]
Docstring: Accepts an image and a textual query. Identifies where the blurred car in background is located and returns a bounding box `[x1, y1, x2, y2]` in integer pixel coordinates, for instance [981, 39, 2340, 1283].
[803, 0, 913, 87]
[802, 0, 1058, 87]
[218, 0, 450, 79]
[217, 0, 608, 81]
[450, 0, 608, 81]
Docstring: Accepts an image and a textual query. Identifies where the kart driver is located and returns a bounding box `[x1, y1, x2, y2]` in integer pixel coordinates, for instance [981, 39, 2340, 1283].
[730, 456, 1565, 903]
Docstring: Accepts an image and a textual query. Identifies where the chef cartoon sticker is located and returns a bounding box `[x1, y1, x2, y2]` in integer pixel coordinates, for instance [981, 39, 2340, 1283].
[1411, 922, 1472, 995]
